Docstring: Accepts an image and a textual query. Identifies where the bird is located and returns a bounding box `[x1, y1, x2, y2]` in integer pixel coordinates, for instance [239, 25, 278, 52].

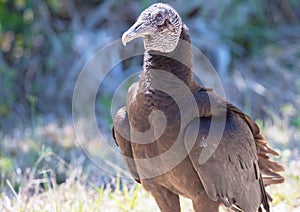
[112, 3, 284, 212]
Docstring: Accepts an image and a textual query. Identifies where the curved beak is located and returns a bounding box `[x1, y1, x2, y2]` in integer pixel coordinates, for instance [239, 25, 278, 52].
[122, 21, 155, 46]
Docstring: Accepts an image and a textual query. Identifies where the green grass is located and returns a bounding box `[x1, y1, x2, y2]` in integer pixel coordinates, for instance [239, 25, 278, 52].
[0, 119, 299, 212]
[0, 171, 158, 212]
[0, 163, 299, 212]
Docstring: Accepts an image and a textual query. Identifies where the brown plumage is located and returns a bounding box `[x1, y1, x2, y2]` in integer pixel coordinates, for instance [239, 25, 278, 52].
[113, 3, 284, 212]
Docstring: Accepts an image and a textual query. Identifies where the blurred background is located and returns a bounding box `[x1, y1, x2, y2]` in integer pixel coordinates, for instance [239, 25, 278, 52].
[0, 0, 299, 211]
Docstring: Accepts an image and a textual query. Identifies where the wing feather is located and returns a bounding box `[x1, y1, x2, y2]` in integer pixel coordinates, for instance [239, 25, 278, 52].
[193, 89, 284, 185]
[185, 114, 266, 211]
[113, 107, 140, 183]
[184, 89, 275, 211]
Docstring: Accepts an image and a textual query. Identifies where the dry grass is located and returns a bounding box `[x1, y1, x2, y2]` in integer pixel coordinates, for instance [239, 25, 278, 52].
[0, 121, 299, 212]
[0, 164, 299, 212]
[0, 169, 157, 212]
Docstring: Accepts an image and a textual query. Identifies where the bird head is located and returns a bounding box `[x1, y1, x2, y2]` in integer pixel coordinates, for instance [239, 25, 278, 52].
[122, 3, 182, 53]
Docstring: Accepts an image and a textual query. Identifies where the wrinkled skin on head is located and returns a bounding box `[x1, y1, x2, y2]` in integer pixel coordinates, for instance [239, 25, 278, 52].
[122, 3, 182, 53]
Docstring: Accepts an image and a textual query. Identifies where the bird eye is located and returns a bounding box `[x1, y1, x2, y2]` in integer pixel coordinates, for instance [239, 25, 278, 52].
[155, 13, 163, 20]
[154, 12, 165, 26]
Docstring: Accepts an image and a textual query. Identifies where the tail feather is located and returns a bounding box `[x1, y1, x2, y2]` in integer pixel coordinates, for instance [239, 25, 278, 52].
[256, 138, 279, 156]
[254, 133, 285, 185]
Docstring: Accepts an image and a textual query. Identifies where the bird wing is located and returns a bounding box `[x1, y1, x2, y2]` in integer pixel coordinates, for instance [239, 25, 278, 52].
[112, 83, 140, 183]
[184, 89, 270, 211]
[191, 89, 284, 185]
[225, 102, 285, 185]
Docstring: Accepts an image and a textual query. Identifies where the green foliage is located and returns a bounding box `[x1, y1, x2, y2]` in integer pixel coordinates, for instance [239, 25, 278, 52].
[291, 116, 300, 129]
[199, 0, 282, 55]
[0, 0, 32, 31]
[105, 174, 142, 212]
[0, 157, 13, 173]
[46, 0, 63, 14]
[0, 0, 34, 58]
[0, 0, 298, 131]
[255, 118, 264, 130]
[0, 67, 16, 118]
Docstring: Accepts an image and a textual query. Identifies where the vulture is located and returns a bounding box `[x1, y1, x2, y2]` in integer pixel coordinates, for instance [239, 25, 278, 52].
[112, 3, 284, 212]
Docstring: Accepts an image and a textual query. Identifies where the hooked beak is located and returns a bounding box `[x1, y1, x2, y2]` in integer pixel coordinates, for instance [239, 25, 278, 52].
[122, 21, 155, 46]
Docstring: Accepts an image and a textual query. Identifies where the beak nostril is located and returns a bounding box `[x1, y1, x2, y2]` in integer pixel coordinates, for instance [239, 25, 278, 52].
[121, 22, 145, 46]
[134, 23, 142, 32]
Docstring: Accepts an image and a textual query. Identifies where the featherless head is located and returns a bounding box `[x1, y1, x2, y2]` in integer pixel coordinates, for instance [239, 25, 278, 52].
[122, 3, 182, 53]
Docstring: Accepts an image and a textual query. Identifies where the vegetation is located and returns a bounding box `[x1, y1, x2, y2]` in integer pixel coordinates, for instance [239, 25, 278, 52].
[0, 0, 299, 211]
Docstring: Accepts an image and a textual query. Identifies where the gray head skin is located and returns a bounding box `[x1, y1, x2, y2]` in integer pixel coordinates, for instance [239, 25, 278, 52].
[122, 3, 182, 53]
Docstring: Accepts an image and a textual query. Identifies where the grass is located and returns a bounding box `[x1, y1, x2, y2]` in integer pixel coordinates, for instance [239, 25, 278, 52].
[0, 121, 299, 212]
[0, 164, 299, 212]
[0, 169, 158, 212]
[267, 160, 300, 211]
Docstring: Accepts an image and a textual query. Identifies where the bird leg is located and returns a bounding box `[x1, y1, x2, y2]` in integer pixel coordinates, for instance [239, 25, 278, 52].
[150, 186, 180, 212]
[192, 191, 221, 212]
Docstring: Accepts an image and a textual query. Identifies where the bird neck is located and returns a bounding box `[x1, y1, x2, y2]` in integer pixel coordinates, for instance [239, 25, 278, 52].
[140, 25, 197, 92]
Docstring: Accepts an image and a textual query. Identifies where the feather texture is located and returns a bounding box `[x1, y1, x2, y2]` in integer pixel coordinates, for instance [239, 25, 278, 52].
[113, 3, 284, 212]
